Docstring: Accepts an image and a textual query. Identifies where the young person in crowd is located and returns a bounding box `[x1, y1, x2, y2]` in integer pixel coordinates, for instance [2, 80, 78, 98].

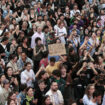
[0, 0, 105, 105]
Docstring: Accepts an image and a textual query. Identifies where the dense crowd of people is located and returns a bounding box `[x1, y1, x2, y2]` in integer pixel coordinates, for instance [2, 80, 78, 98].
[0, 0, 105, 105]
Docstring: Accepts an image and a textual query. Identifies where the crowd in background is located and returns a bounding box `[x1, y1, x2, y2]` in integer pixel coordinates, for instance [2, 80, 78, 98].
[0, 0, 105, 105]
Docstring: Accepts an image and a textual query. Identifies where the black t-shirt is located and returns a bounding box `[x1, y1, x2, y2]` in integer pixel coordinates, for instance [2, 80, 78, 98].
[34, 88, 47, 105]
[80, 69, 94, 83]
[0, 44, 5, 55]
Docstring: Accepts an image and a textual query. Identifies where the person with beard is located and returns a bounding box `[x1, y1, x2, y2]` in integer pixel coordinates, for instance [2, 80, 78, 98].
[51, 70, 66, 95]
[46, 81, 64, 105]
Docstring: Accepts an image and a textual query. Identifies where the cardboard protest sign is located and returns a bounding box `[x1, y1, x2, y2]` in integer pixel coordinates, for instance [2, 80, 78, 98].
[48, 43, 66, 56]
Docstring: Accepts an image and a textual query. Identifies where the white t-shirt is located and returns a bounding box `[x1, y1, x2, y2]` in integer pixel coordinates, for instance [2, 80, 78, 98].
[102, 94, 105, 105]
[89, 38, 99, 46]
[70, 10, 80, 17]
[56, 27, 67, 44]
[88, 101, 97, 105]
[31, 32, 45, 48]
[0, 30, 3, 36]
[21, 69, 35, 87]
[83, 94, 93, 105]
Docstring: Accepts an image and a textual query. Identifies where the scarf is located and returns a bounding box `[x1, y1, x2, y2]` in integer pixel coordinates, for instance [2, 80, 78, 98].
[26, 95, 34, 105]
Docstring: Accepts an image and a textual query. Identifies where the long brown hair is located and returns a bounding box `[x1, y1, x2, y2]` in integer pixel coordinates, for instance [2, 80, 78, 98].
[85, 84, 94, 99]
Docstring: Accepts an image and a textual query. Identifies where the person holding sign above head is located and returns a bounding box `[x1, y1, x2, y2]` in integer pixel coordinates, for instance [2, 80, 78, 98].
[45, 57, 59, 76]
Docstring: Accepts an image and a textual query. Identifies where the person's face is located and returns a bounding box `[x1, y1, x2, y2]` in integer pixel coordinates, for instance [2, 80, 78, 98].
[37, 40, 42, 45]
[72, 103, 77, 105]
[57, 19, 60, 24]
[4, 40, 9, 45]
[7, 5, 10, 10]
[93, 22, 97, 27]
[90, 8, 94, 12]
[45, 97, 51, 105]
[34, 4, 37, 9]
[88, 26, 91, 30]
[51, 82, 58, 92]
[71, 0, 75, 3]
[12, 40, 16, 45]
[61, 67, 66, 74]
[11, 93, 17, 100]
[74, 5, 78, 10]
[22, 22, 27, 28]
[24, 9, 28, 14]
[70, 50, 75, 55]
[60, 16, 64, 20]
[48, 5, 51, 9]
[20, 33, 25, 38]
[24, 38, 28, 43]
[50, 62, 55, 66]
[2, 1, 5, 4]
[89, 86, 95, 95]
[44, 28, 49, 33]
[98, 57, 103, 63]
[58, 8, 61, 12]
[12, 19, 16, 25]
[73, 31, 77, 36]
[69, 43, 73, 48]
[17, 47, 22, 53]
[37, 3, 41, 8]
[1, 24, 5, 29]
[65, 7, 69, 13]
[33, 24, 36, 31]
[4, 83, 10, 89]
[83, 62, 87, 69]
[92, 33, 96, 39]
[13, 57, 17, 62]
[42, 73, 48, 80]
[60, 23, 64, 28]
[43, 8, 47, 12]
[96, 95, 102, 104]
[101, 10, 104, 15]
[66, 14, 69, 18]
[9, 100, 16, 105]
[38, 16, 42, 21]
[26, 64, 32, 71]
[73, 25, 77, 29]
[85, 29, 89, 34]
[0, 75, 6, 82]
[27, 88, 33, 97]
[16, 25, 19, 30]
[39, 82, 46, 90]
[18, 2, 21, 7]
[31, 9, 34, 13]
[37, 27, 42, 33]
[0, 10, 2, 16]
[46, 21, 51, 26]
[21, 53, 26, 61]
[7, 68, 13, 76]
[44, 16, 48, 20]
[97, 30, 101, 35]
[56, 39, 61, 43]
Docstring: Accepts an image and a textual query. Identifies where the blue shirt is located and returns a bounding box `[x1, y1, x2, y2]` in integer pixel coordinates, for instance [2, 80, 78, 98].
[17, 92, 26, 105]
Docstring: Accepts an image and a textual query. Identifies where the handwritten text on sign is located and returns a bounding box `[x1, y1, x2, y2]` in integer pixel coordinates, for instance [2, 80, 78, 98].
[48, 43, 66, 56]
